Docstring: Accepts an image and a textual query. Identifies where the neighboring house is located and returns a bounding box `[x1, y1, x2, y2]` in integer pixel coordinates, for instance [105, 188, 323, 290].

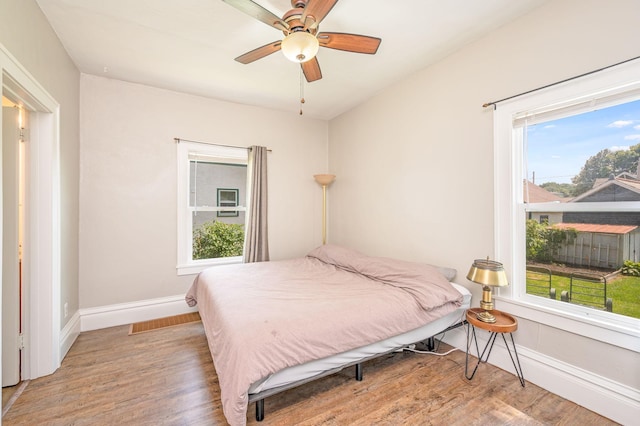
[565, 175, 640, 226]
[548, 171, 640, 268]
[190, 161, 247, 228]
[524, 180, 567, 224]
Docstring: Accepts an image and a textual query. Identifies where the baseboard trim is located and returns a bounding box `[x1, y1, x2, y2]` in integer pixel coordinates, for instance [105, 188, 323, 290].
[80, 295, 197, 332]
[60, 311, 81, 360]
[442, 330, 639, 425]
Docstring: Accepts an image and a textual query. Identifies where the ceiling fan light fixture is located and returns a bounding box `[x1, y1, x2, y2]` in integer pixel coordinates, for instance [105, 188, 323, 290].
[281, 31, 319, 63]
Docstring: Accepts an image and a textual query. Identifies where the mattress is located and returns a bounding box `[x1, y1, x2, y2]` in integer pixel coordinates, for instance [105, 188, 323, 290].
[248, 282, 471, 395]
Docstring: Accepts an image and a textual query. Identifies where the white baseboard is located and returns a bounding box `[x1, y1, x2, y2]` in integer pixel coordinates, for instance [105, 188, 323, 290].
[79, 294, 198, 332]
[442, 330, 640, 425]
[60, 311, 81, 360]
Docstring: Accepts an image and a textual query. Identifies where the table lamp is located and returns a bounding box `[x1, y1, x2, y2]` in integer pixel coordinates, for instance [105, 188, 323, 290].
[466, 258, 509, 323]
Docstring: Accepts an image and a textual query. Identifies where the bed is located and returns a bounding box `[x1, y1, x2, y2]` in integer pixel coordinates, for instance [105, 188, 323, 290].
[185, 244, 470, 426]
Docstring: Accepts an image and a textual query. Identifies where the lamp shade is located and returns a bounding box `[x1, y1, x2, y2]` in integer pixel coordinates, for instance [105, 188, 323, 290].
[466, 258, 509, 287]
[281, 31, 319, 63]
[314, 174, 336, 186]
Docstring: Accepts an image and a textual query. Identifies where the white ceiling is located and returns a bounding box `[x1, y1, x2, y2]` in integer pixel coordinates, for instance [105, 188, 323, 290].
[36, 0, 547, 119]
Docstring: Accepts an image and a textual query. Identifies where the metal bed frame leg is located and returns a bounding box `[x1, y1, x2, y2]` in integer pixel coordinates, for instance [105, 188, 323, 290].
[255, 399, 264, 422]
[426, 336, 435, 351]
[355, 363, 363, 381]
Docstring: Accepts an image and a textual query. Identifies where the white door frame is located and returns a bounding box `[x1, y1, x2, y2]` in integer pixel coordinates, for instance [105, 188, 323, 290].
[1, 43, 61, 381]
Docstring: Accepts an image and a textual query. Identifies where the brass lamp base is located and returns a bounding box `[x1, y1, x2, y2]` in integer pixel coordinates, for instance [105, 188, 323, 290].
[476, 310, 497, 323]
[476, 284, 497, 322]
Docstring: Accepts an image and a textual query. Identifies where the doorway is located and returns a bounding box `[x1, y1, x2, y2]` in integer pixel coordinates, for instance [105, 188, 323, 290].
[1, 47, 62, 392]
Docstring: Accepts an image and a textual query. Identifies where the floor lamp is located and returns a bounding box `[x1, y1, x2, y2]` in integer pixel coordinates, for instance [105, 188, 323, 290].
[313, 174, 335, 245]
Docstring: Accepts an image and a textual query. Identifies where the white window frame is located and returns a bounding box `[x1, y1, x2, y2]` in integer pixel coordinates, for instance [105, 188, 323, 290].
[177, 142, 247, 275]
[494, 59, 640, 352]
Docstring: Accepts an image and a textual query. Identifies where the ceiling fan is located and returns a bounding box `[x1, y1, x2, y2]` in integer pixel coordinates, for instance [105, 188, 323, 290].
[223, 0, 382, 82]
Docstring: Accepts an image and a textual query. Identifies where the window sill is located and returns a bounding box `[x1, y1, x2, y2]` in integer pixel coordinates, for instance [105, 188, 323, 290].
[177, 257, 243, 276]
[494, 296, 640, 353]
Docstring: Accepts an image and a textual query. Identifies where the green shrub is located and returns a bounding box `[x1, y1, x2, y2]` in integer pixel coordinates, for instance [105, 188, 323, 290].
[193, 220, 244, 260]
[526, 220, 577, 263]
[621, 260, 640, 276]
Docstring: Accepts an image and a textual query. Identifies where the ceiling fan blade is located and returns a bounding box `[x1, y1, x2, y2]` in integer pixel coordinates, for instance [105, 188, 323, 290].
[222, 0, 289, 31]
[301, 57, 322, 82]
[301, 0, 338, 29]
[235, 41, 282, 64]
[317, 32, 381, 54]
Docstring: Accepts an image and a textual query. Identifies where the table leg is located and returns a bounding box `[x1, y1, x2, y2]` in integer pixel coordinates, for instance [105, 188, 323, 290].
[465, 325, 479, 380]
[502, 333, 526, 387]
[465, 325, 526, 387]
[466, 324, 499, 380]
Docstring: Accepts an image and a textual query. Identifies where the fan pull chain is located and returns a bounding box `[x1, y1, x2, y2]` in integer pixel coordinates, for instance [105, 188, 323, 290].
[299, 67, 305, 115]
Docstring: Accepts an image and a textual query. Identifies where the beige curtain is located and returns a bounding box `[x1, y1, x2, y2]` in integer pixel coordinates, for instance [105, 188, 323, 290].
[244, 145, 269, 262]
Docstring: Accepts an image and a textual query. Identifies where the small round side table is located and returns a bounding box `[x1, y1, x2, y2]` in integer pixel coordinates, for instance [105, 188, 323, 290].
[465, 308, 525, 387]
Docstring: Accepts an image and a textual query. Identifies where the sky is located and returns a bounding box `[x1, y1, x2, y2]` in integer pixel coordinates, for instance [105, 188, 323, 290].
[526, 98, 640, 184]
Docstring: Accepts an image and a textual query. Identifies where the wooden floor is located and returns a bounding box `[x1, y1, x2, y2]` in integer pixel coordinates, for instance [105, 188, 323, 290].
[2, 321, 617, 425]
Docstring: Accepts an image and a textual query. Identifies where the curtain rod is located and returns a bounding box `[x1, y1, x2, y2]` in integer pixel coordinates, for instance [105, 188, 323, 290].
[482, 55, 640, 109]
[174, 137, 272, 152]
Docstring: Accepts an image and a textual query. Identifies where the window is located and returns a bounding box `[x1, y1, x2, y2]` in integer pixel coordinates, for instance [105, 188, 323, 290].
[177, 142, 248, 275]
[217, 189, 239, 217]
[494, 59, 640, 350]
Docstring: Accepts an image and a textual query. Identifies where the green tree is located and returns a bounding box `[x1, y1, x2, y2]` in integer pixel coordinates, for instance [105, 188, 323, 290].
[526, 220, 577, 263]
[539, 182, 574, 198]
[571, 143, 640, 196]
[193, 220, 244, 260]
[611, 144, 640, 175]
[572, 149, 614, 196]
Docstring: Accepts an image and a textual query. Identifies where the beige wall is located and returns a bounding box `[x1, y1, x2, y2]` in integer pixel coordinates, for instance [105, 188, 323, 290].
[0, 0, 80, 329]
[79, 75, 328, 308]
[328, 0, 639, 389]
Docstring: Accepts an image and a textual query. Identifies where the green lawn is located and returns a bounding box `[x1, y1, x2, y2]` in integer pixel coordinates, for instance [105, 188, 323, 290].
[526, 271, 640, 319]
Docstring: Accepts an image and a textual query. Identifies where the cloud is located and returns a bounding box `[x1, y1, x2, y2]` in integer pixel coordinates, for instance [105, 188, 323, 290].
[623, 135, 640, 141]
[607, 120, 634, 128]
[543, 124, 556, 129]
[635, 124, 640, 130]
[609, 145, 630, 151]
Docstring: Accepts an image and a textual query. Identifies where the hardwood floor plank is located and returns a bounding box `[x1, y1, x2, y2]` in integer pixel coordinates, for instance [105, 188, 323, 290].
[3, 322, 618, 425]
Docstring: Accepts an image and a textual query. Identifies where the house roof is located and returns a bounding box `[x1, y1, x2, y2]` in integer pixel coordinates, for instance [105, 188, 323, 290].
[616, 177, 640, 191]
[553, 223, 638, 235]
[592, 177, 609, 188]
[523, 180, 567, 203]
[571, 177, 640, 202]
